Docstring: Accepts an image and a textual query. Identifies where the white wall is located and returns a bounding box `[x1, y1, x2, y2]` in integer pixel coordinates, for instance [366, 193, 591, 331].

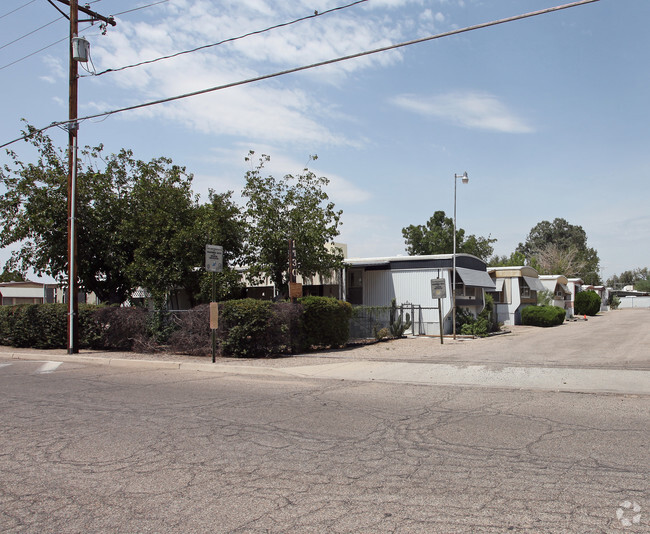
[362, 268, 453, 335]
[618, 296, 650, 309]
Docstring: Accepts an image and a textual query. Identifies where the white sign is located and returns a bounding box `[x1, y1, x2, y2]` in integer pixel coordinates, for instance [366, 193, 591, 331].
[205, 245, 223, 273]
[431, 278, 446, 299]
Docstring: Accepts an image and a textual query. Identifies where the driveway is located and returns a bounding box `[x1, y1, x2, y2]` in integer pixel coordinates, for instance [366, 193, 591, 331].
[313, 308, 650, 370]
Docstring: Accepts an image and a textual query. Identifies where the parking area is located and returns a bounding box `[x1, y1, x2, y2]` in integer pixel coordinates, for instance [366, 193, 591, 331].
[313, 308, 650, 370]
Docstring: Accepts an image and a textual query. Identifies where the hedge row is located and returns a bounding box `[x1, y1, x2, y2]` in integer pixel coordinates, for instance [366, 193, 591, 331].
[521, 305, 566, 327]
[0, 304, 152, 350]
[0, 296, 353, 358]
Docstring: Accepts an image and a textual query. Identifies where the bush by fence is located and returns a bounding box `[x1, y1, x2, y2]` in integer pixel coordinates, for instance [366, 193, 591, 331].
[575, 290, 601, 316]
[299, 296, 352, 349]
[219, 299, 301, 358]
[521, 305, 566, 327]
[0, 296, 355, 358]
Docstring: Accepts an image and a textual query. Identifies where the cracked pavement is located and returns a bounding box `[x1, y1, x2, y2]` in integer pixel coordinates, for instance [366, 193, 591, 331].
[1, 362, 648, 533]
[0, 309, 648, 532]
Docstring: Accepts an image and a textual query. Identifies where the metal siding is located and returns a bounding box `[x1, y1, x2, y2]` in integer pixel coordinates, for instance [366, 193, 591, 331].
[392, 269, 451, 336]
[361, 267, 457, 336]
[363, 270, 393, 306]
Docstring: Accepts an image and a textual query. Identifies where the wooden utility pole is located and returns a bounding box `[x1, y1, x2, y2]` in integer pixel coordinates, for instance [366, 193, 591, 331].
[49, 0, 115, 353]
[66, 0, 78, 354]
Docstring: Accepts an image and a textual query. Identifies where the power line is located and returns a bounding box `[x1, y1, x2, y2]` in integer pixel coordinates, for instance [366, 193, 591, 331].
[0, 0, 601, 149]
[0, 24, 93, 72]
[0, 0, 37, 20]
[0, 17, 63, 51]
[94, 0, 369, 77]
[0, 0, 159, 72]
[111, 0, 169, 17]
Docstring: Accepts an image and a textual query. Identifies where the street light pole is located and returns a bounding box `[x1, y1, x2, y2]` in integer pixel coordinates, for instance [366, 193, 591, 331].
[452, 171, 468, 340]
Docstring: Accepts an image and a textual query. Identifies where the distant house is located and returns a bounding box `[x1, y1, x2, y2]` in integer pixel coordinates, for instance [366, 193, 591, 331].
[581, 284, 610, 312]
[242, 242, 348, 301]
[566, 278, 584, 316]
[538, 275, 573, 312]
[487, 266, 544, 325]
[343, 254, 495, 336]
[0, 281, 58, 306]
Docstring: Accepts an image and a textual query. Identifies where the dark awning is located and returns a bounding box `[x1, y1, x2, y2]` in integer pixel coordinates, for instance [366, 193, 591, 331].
[523, 276, 545, 292]
[491, 278, 504, 292]
[456, 267, 496, 290]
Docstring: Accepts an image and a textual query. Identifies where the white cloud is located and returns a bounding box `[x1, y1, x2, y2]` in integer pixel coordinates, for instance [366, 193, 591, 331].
[87, 0, 445, 146]
[39, 55, 65, 84]
[391, 91, 534, 133]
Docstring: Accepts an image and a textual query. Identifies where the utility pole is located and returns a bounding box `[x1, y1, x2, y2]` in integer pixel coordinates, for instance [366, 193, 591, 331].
[50, 0, 115, 353]
[66, 0, 79, 354]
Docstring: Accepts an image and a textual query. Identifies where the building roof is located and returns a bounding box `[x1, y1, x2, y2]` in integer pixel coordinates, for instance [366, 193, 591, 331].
[345, 253, 486, 271]
[488, 266, 540, 279]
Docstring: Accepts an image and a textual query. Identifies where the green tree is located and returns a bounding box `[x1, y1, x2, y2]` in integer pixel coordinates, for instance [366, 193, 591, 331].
[121, 156, 199, 308]
[241, 152, 343, 297]
[1, 126, 243, 306]
[193, 190, 247, 302]
[607, 267, 649, 288]
[635, 279, 650, 292]
[0, 267, 25, 282]
[489, 251, 527, 267]
[402, 210, 496, 261]
[516, 218, 600, 284]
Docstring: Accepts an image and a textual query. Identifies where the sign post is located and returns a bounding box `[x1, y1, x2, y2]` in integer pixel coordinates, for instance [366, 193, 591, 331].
[431, 278, 447, 345]
[206, 245, 223, 362]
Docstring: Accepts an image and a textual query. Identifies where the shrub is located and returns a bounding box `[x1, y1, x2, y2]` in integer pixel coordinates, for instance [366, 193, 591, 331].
[608, 293, 620, 310]
[375, 327, 391, 340]
[168, 305, 211, 356]
[537, 289, 554, 306]
[0, 306, 12, 345]
[455, 294, 498, 337]
[461, 317, 490, 337]
[575, 290, 601, 316]
[521, 305, 566, 327]
[219, 299, 294, 358]
[298, 296, 352, 349]
[88, 306, 150, 351]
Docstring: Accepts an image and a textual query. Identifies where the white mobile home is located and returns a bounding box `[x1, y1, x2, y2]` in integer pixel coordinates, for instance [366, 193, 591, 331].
[566, 278, 584, 316]
[539, 275, 572, 311]
[343, 254, 495, 335]
[487, 266, 544, 325]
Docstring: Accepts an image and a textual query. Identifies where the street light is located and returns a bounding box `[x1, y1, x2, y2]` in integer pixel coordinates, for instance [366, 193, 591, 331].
[452, 171, 469, 340]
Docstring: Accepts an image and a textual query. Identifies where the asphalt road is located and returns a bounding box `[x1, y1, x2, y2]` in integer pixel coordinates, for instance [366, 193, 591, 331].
[1, 360, 647, 533]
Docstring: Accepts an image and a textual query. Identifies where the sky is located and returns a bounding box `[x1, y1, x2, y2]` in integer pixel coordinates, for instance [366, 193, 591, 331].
[1, 0, 649, 284]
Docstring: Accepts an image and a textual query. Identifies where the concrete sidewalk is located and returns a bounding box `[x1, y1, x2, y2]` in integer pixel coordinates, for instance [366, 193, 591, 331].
[2, 309, 649, 395]
[2, 348, 649, 396]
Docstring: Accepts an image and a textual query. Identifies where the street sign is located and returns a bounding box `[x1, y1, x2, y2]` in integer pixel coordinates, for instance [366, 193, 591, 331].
[205, 245, 223, 273]
[289, 282, 303, 299]
[431, 278, 446, 299]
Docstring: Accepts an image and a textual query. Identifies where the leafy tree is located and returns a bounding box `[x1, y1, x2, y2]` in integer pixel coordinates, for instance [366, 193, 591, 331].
[241, 152, 343, 297]
[402, 210, 496, 261]
[193, 190, 247, 302]
[121, 156, 199, 307]
[489, 251, 527, 267]
[0, 267, 25, 282]
[635, 279, 650, 292]
[607, 267, 649, 288]
[516, 218, 600, 284]
[0, 126, 243, 305]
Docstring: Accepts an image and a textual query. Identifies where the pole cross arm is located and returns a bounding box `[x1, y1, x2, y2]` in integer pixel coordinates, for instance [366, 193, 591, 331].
[50, 0, 116, 26]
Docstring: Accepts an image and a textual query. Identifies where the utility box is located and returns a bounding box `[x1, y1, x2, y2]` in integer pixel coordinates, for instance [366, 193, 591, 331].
[72, 37, 90, 62]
